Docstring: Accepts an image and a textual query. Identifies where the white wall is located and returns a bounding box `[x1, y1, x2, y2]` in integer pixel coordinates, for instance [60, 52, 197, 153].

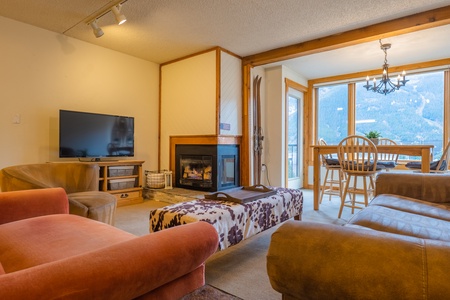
[0, 17, 159, 175]
[220, 51, 242, 135]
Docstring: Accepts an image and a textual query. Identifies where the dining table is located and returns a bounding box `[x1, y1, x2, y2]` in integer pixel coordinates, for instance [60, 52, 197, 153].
[311, 144, 435, 210]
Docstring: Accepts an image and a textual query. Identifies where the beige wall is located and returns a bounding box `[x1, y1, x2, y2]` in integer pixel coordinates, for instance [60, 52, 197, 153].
[160, 50, 217, 170]
[0, 17, 159, 174]
[253, 65, 307, 187]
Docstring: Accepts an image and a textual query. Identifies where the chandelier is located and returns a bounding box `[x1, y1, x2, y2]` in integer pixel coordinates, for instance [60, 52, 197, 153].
[363, 40, 408, 95]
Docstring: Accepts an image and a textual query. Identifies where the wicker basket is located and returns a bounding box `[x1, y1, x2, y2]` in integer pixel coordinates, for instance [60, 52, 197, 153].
[146, 171, 166, 189]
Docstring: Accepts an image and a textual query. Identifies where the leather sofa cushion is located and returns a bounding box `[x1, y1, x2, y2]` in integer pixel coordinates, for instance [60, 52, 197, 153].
[348, 195, 450, 242]
[0, 214, 135, 273]
[370, 194, 450, 221]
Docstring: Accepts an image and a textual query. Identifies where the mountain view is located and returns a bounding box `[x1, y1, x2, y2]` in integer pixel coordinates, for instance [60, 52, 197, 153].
[317, 70, 445, 159]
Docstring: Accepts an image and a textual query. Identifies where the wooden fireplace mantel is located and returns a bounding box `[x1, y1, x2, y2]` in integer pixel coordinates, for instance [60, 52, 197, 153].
[169, 135, 242, 181]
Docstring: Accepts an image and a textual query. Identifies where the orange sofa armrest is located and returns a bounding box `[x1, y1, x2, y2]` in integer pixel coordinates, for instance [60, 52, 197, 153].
[0, 188, 69, 225]
[0, 221, 219, 299]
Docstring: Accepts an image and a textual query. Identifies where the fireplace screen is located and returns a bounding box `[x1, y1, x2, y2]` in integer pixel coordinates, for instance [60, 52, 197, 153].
[179, 155, 213, 188]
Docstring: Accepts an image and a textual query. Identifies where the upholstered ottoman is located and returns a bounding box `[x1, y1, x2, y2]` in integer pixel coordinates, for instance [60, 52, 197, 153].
[69, 191, 117, 225]
[150, 187, 303, 249]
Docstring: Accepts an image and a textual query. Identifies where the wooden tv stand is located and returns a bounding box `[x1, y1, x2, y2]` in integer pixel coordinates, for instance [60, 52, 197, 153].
[96, 160, 145, 207]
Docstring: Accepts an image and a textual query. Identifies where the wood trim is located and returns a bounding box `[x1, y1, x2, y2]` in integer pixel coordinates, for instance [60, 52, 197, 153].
[303, 85, 315, 187]
[445, 70, 450, 145]
[348, 83, 356, 135]
[161, 47, 218, 66]
[285, 78, 307, 92]
[241, 64, 252, 186]
[242, 6, 450, 66]
[158, 65, 163, 171]
[161, 46, 241, 66]
[216, 48, 221, 135]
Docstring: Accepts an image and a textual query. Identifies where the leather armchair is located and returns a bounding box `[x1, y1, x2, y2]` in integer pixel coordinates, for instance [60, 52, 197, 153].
[0, 163, 116, 224]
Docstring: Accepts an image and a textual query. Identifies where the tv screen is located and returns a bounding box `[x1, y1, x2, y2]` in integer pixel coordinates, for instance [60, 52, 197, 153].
[59, 110, 134, 158]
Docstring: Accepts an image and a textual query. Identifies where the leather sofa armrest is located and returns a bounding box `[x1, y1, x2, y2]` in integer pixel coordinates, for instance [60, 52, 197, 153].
[375, 172, 450, 203]
[0, 188, 69, 225]
[267, 221, 450, 300]
[0, 221, 219, 300]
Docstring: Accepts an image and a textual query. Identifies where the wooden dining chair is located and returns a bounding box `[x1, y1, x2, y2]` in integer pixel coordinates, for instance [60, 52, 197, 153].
[405, 141, 450, 173]
[377, 138, 399, 171]
[318, 138, 345, 204]
[337, 135, 381, 218]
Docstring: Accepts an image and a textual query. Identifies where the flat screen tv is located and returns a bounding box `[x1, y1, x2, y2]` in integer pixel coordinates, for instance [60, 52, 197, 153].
[59, 110, 134, 159]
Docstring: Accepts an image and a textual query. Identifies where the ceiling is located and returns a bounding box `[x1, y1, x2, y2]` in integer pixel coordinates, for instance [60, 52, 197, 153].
[1, 0, 450, 79]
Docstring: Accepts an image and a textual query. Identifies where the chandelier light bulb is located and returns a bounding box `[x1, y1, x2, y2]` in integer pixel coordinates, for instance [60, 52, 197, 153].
[363, 39, 409, 95]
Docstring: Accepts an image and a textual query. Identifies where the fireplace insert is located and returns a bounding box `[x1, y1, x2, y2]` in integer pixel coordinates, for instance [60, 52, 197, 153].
[175, 144, 239, 191]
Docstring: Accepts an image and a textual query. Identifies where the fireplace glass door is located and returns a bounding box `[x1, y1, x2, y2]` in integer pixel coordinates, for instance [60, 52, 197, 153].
[179, 155, 213, 188]
[221, 156, 236, 188]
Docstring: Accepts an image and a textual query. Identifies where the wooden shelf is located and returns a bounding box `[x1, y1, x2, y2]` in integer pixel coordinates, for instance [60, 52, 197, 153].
[96, 160, 145, 207]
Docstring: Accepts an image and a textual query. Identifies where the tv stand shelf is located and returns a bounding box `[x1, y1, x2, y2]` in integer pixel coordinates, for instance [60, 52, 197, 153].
[96, 160, 145, 207]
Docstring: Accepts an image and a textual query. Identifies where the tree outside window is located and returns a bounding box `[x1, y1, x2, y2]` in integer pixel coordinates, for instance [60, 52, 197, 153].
[317, 84, 348, 145]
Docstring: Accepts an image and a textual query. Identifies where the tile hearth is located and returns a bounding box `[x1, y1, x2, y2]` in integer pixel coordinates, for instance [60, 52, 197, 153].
[144, 187, 209, 204]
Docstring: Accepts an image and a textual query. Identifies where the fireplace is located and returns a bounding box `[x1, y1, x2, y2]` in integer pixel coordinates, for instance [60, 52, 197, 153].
[175, 144, 239, 191]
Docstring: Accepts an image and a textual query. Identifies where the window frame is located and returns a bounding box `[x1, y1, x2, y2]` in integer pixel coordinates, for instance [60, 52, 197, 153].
[313, 69, 450, 162]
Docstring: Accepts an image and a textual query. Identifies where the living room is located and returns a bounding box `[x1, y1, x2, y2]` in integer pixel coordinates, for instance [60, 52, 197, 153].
[2, 1, 450, 299]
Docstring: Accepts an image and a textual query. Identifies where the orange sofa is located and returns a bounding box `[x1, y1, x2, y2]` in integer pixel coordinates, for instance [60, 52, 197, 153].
[0, 188, 219, 299]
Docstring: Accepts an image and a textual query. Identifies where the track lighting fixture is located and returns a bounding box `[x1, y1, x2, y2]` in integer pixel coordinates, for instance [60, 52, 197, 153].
[111, 5, 127, 25]
[90, 20, 104, 38]
[86, 1, 127, 38]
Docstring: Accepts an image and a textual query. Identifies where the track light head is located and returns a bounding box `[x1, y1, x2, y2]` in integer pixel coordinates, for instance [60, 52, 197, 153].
[90, 20, 104, 38]
[111, 5, 127, 25]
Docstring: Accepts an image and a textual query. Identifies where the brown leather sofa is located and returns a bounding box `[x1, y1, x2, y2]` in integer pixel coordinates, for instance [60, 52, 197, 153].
[0, 163, 117, 224]
[0, 188, 219, 299]
[267, 172, 450, 300]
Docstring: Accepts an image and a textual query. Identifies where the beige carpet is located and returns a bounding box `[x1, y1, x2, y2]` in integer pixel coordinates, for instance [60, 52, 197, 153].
[114, 189, 353, 300]
[182, 284, 243, 300]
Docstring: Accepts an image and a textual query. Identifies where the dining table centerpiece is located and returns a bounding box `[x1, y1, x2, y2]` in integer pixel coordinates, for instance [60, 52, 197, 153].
[365, 131, 381, 145]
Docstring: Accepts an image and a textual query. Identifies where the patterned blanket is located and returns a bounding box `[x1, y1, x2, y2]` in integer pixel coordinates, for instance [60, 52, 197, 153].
[149, 187, 303, 249]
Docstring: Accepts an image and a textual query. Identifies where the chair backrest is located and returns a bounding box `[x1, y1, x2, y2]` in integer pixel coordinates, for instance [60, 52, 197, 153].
[377, 138, 399, 163]
[318, 138, 331, 161]
[318, 138, 340, 167]
[0, 163, 100, 194]
[337, 135, 378, 174]
[434, 141, 450, 171]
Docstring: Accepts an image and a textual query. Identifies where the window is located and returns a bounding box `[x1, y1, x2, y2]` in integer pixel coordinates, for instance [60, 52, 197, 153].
[288, 96, 299, 179]
[355, 71, 445, 159]
[317, 84, 348, 145]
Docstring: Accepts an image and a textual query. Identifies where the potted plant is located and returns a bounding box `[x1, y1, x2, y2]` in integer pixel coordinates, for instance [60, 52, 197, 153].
[365, 131, 381, 145]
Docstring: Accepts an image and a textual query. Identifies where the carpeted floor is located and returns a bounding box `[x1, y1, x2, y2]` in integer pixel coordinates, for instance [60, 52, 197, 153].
[181, 284, 243, 300]
[115, 189, 352, 300]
